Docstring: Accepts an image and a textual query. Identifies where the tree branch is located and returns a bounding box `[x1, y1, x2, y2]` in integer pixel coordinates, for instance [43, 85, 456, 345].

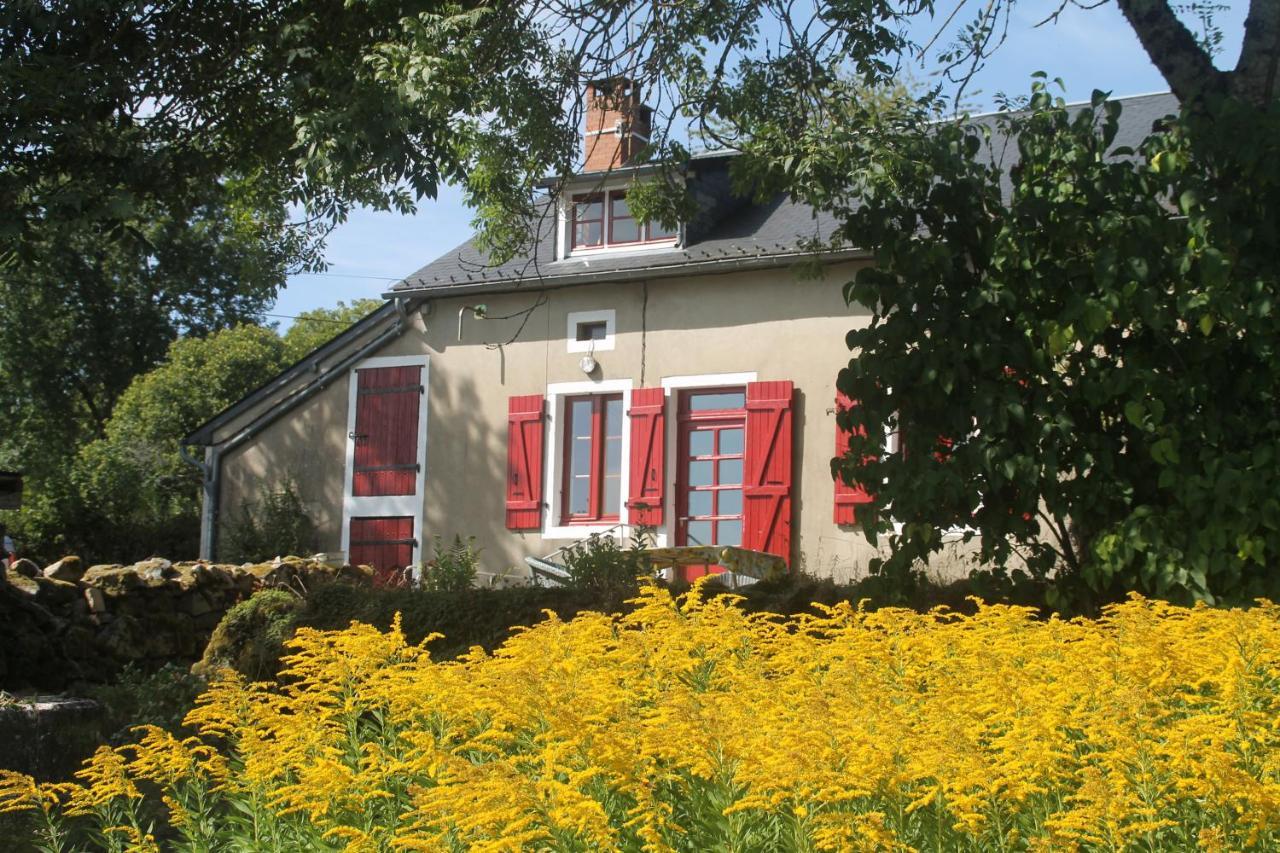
[1234, 0, 1280, 104]
[1114, 0, 1228, 102]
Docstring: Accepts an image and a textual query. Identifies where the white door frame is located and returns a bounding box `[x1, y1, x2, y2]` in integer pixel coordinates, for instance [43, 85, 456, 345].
[340, 354, 430, 567]
[659, 372, 758, 549]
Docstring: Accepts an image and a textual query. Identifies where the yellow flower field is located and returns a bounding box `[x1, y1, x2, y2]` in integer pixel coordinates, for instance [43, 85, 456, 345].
[4, 580, 1280, 851]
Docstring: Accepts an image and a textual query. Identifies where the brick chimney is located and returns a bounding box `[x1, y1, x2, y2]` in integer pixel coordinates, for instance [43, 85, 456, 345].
[583, 77, 652, 172]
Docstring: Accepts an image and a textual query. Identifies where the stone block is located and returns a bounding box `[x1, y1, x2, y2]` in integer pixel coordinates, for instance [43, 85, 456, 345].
[42, 556, 84, 583]
[9, 558, 39, 578]
[34, 576, 79, 608]
[81, 565, 136, 595]
[5, 573, 38, 596]
[83, 586, 108, 615]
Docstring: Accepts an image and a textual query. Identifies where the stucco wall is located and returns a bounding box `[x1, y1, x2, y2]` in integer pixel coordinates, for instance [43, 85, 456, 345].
[214, 262, 979, 582]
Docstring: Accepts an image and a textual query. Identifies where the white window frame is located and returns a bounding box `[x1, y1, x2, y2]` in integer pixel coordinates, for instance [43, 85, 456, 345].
[556, 179, 682, 260]
[658, 372, 758, 549]
[340, 354, 430, 568]
[542, 378, 633, 540]
[566, 309, 616, 353]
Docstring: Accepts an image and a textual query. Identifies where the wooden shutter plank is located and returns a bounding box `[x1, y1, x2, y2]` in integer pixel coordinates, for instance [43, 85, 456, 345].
[743, 381, 794, 566]
[506, 395, 545, 529]
[626, 387, 665, 527]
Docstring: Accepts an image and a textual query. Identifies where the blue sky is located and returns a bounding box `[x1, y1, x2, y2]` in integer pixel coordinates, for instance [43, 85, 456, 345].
[271, 2, 1247, 328]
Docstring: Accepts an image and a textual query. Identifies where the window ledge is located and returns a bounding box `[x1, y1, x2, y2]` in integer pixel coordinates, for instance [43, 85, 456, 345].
[561, 241, 680, 262]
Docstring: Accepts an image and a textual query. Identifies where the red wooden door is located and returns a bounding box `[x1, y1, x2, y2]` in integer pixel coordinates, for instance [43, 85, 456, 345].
[352, 366, 423, 497]
[676, 388, 747, 581]
[349, 516, 414, 587]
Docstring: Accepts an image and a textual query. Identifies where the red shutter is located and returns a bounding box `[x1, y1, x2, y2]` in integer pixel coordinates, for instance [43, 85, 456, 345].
[506, 395, 545, 530]
[833, 392, 874, 525]
[743, 381, 794, 565]
[626, 387, 666, 526]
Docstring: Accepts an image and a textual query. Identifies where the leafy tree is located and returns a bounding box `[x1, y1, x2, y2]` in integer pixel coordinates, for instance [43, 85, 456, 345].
[833, 84, 1280, 606]
[281, 298, 383, 363]
[0, 190, 298, 560]
[5, 295, 392, 562]
[1, 0, 578, 264]
[545, 0, 1278, 604]
[69, 326, 288, 561]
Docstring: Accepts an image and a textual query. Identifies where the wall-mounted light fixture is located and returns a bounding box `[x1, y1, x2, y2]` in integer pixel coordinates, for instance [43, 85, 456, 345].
[456, 304, 488, 341]
[579, 338, 599, 375]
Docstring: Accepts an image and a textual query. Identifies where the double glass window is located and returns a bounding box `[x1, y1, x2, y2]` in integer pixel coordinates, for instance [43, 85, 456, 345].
[561, 394, 624, 523]
[572, 191, 678, 250]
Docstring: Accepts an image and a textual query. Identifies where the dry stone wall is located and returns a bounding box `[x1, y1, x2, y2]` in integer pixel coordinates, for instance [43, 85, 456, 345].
[0, 556, 373, 690]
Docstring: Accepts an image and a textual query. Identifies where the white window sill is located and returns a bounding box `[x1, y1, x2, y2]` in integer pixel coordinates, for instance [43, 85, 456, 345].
[560, 242, 679, 262]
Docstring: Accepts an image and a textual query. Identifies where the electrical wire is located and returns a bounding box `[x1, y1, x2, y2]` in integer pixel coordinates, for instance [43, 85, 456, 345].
[481, 290, 547, 348]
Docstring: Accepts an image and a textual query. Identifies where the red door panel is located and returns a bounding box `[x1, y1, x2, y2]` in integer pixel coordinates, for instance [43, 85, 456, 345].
[349, 516, 414, 587]
[353, 366, 423, 496]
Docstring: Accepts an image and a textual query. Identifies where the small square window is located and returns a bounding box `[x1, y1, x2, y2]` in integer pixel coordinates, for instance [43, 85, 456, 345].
[567, 310, 615, 353]
[576, 321, 608, 342]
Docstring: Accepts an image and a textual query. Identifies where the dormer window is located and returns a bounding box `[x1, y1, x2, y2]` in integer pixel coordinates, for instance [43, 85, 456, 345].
[570, 190, 678, 252]
[572, 195, 605, 248]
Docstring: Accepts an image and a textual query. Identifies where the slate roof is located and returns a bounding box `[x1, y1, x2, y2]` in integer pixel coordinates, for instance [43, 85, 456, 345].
[389, 156, 851, 298]
[388, 91, 1179, 300]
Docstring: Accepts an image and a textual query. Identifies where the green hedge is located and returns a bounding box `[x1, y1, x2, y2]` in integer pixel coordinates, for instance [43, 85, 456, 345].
[196, 570, 1053, 681]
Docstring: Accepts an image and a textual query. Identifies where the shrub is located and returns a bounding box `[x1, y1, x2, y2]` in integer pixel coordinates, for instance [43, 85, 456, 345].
[221, 480, 316, 564]
[419, 534, 480, 592]
[192, 589, 301, 681]
[560, 528, 652, 591]
[4, 583, 1278, 850]
[88, 664, 205, 747]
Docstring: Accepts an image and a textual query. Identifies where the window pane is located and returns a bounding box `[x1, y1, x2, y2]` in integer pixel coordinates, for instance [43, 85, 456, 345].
[719, 428, 744, 455]
[610, 193, 630, 219]
[569, 476, 590, 515]
[688, 430, 714, 457]
[571, 437, 593, 476]
[605, 397, 623, 438]
[717, 519, 742, 546]
[575, 199, 602, 221]
[576, 321, 607, 341]
[718, 458, 743, 485]
[605, 437, 622, 474]
[687, 490, 713, 517]
[611, 216, 641, 243]
[647, 217, 678, 240]
[604, 474, 621, 513]
[570, 398, 593, 438]
[686, 520, 712, 545]
[689, 391, 745, 412]
[574, 221, 602, 247]
[718, 488, 742, 516]
[688, 460, 713, 487]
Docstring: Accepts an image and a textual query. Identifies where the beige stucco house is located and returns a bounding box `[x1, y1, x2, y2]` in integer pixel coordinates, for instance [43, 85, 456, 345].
[184, 83, 1177, 584]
